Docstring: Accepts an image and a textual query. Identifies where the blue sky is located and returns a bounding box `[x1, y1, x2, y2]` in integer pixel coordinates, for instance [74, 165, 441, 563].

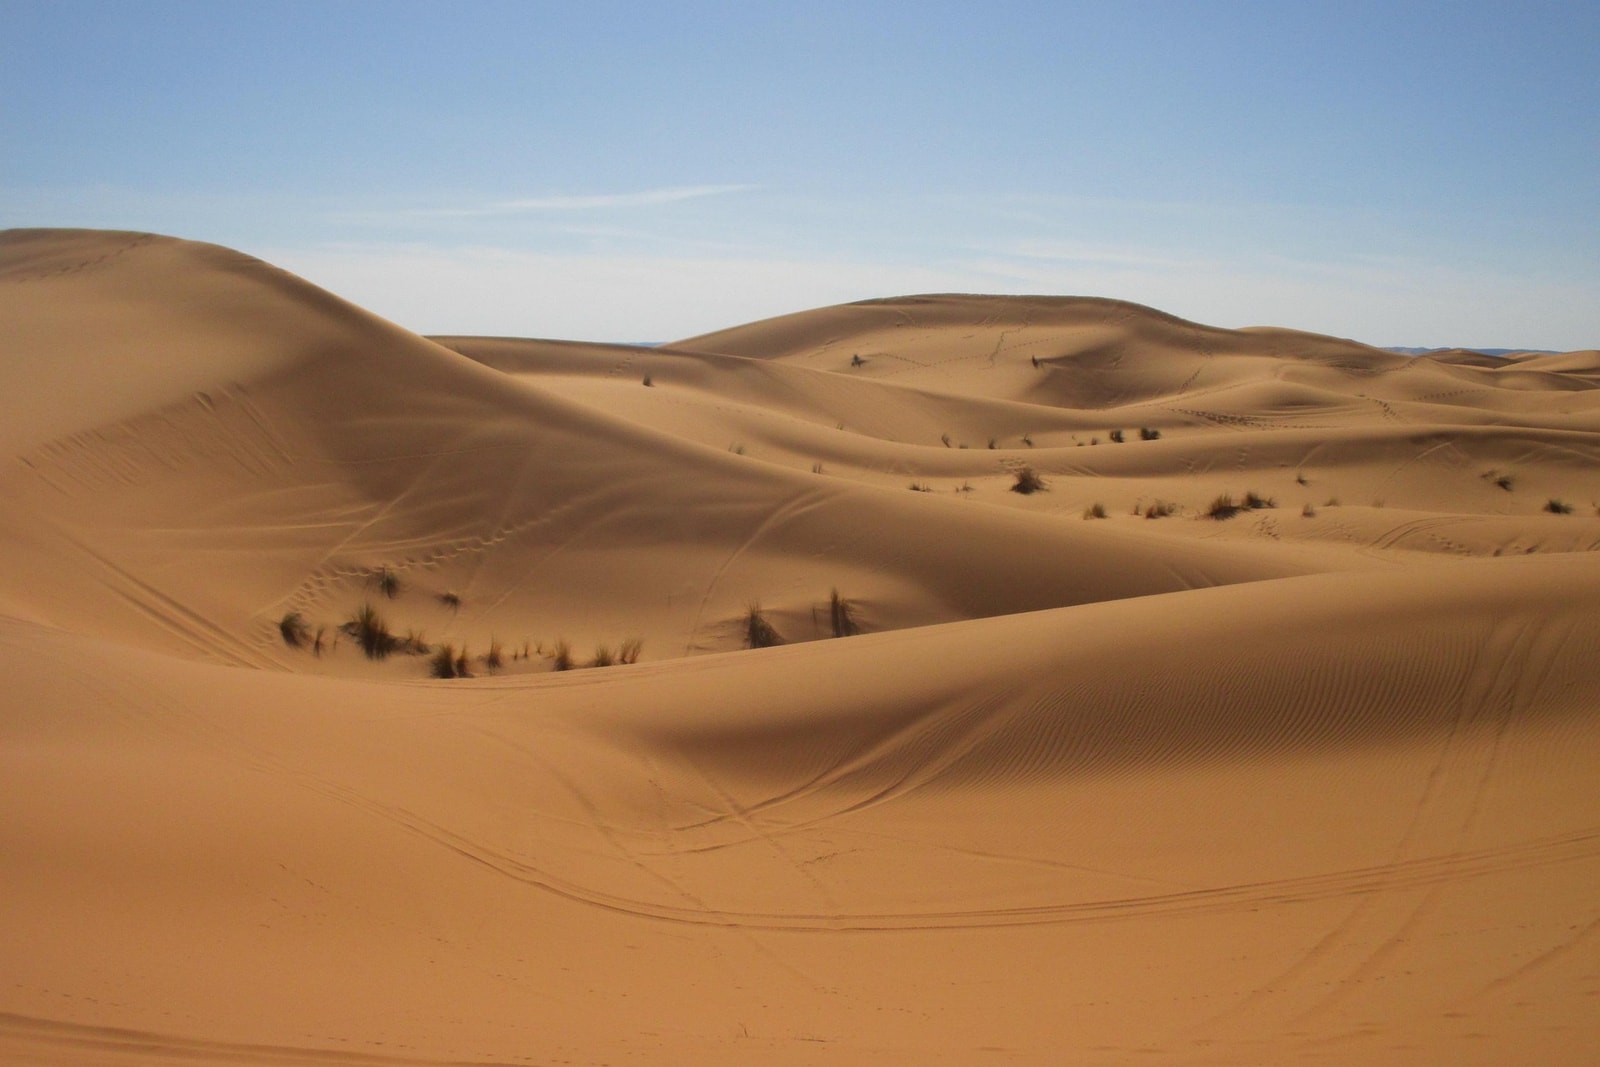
[4, 1, 1597, 348]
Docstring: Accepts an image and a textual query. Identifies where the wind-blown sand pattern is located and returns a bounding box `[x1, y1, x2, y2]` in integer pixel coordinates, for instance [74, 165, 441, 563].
[3, 229, 1599, 1064]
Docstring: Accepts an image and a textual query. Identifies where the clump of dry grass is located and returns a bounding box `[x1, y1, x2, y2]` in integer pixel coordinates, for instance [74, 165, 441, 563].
[829, 589, 860, 638]
[454, 647, 472, 678]
[430, 643, 459, 679]
[1011, 467, 1047, 494]
[590, 645, 616, 668]
[1302, 503, 1318, 517]
[1143, 500, 1176, 519]
[438, 591, 461, 610]
[619, 638, 643, 665]
[745, 604, 784, 648]
[1244, 490, 1276, 510]
[1140, 427, 1161, 441]
[1082, 502, 1107, 520]
[1207, 493, 1241, 520]
[1545, 498, 1574, 515]
[373, 566, 401, 600]
[909, 481, 932, 492]
[484, 638, 503, 671]
[345, 602, 397, 660]
[398, 629, 431, 655]
[551, 640, 573, 671]
[1109, 429, 1125, 443]
[278, 611, 310, 648]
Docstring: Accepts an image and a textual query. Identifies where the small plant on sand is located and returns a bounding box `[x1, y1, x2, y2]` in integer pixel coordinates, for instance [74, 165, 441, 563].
[1243, 490, 1276, 510]
[1483, 469, 1514, 491]
[373, 566, 401, 600]
[829, 588, 860, 638]
[312, 625, 328, 657]
[619, 638, 643, 665]
[1109, 429, 1125, 443]
[812, 462, 824, 474]
[1207, 493, 1241, 520]
[484, 638, 504, 671]
[278, 611, 311, 648]
[1140, 427, 1161, 441]
[745, 603, 784, 648]
[957, 480, 974, 493]
[642, 374, 653, 387]
[1011, 467, 1047, 495]
[1143, 500, 1176, 519]
[909, 481, 932, 492]
[1302, 503, 1317, 518]
[1021, 433, 1034, 447]
[454, 647, 472, 678]
[430, 643, 459, 679]
[1545, 498, 1574, 515]
[551, 640, 573, 671]
[987, 437, 998, 449]
[729, 443, 746, 455]
[850, 354, 865, 367]
[347, 602, 397, 660]
[940, 433, 952, 448]
[399, 629, 431, 655]
[1082, 502, 1107, 520]
[1324, 496, 1341, 507]
[590, 645, 616, 668]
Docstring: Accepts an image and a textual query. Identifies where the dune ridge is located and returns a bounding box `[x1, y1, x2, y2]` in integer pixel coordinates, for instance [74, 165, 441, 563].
[3, 229, 1599, 1064]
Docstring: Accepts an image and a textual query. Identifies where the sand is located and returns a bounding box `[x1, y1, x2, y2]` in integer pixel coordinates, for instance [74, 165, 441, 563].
[3, 228, 1598, 1065]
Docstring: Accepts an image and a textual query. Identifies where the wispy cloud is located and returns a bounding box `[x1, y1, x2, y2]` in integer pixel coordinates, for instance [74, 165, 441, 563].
[406, 184, 757, 217]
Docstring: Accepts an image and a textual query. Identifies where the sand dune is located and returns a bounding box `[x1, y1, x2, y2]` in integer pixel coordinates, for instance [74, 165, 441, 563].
[3, 229, 1599, 1064]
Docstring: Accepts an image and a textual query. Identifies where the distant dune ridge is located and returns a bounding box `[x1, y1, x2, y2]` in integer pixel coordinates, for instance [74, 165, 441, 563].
[3, 228, 1599, 1064]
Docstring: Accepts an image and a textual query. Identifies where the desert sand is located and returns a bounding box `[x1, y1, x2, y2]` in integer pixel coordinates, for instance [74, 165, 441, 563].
[3, 228, 1599, 1065]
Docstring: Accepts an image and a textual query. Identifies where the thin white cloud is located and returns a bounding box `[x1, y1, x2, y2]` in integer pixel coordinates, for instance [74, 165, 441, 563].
[406, 184, 757, 217]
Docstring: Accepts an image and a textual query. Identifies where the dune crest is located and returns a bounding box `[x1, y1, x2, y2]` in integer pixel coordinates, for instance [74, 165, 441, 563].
[3, 229, 1599, 1064]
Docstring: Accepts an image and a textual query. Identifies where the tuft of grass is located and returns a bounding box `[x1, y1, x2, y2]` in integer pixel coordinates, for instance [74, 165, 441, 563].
[729, 443, 746, 455]
[829, 589, 860, 638]
[1021, 433, 1034, 447]
[642, 374, 653, 387]
[812, 461, 824, 474]
[399, 629, 431, 655]
[1484, 469, 1515, 491]
[957, 480, 974, 493]
[1295, 471, 1309, 485]
[430, 644, 458, 679]
[909, 481, 932, 492]
[1324, 496, 1341, 507]
[1140, 427, 1161, 441]
[551, 640, 573, 671]
[374, 566, 401, 600]
[618, 638, 643, 665]
[1082, 502, 1108, 520]
[987, 437, 998, 449]
[1143, 500, 1176, 519]
[590, 645, 616, 668]
[1244, 490, 1276, 510]
[1011, 467, 1047, 494]
[940, 433, 952, 448]
[1207, 493, 1241, 520]
[1109, 429, 1125, 443]
[347, 602, 397, 660]
[1302, 503, 1318, 518]
[454, 647, 472, 678]
[278, 611, 310, 649]
[312, 625, 328, 657]
[438, 590, 461, 610]
[1545, 498, 1574, 515]
[745, 604, 784, 648]
[484, 638, 503, 671]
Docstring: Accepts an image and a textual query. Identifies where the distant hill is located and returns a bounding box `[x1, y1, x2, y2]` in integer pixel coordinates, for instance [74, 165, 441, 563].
[1383, 346, 1558, 357]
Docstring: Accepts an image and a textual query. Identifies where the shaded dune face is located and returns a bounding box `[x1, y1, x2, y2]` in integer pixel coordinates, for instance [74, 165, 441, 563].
[3, 229, 1600, 1066]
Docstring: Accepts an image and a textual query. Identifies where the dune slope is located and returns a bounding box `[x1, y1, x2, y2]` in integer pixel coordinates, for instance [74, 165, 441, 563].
[3, 229, 1599, 1065]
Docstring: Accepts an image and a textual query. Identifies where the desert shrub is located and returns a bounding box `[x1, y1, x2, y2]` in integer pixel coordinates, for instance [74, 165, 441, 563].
[278, 611, 310, 648]
[1545, 498, 1574, 515]
[484, 638, 503, 670]
[619, 638, 643, 665]
[551, 640, 573, 671]
[1140, 427, 1161, 441]
[347, 602, 397, 660]
[729, 443, 746, 455]
[430, 644, 458, 679]
[1022, 433, 1034, 447]
[829, 589, 860, 638]
[745, 604, 784, 648]
[1143, 500, 1176, 519]
[438, 591, 461, 610]
[940, 433, 952, 448]
[850, 354, 865, 367]
[987, 437, 998, 449]
[1483, 470, 1514, 491]
[1302, 503, 1317, 518]
[1011, 467, 1047, 494]
[642, 374, 653, 387]
[909, 482, 932, 492]
[374, 567, 401, 600]
[590, 645, 616, 668]
[454, 647, 472, 677]
[957, 480, 974, 493]
[812, 462, 824, 474]
[1207, 493, 1241, 520]
[312, 625, 328, 657]
[1244, 491, 1276, 510]
[399, 629, 431, 655]
[1082, 502, 1108, 520]
[1295, 471, 1308, 485]
[1324, 496, 1341, 507]
[1109, 429, 1125, 443]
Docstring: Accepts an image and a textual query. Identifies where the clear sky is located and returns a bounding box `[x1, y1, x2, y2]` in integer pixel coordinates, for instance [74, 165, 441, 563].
[4, 1, 1597, 348]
